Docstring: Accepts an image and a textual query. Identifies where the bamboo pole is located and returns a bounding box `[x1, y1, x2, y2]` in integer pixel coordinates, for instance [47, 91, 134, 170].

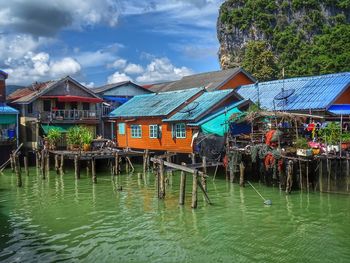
[54, 154, 59, 175]
[159, 159, 165, 199]
[202, 156, 207, 192]
[115, 153, 119, 176]
[24, 156, 29, 176]
[14, 154, 22, 187]
[74, 155, 80, 179]
[239, 161, 245, 187]
[60, 154, 64, 175]
[92, 158, 97, 184]
[179, 171, 186, 205]
[41, 150, 46, 179]
[191, 170, 198, 208]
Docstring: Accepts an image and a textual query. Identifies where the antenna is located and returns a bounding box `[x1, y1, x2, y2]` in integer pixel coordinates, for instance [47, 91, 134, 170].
[178, 101, 199, 115]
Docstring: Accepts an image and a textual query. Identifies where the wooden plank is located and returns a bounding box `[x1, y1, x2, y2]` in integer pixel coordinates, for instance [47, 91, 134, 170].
[151, 157, 206, 177]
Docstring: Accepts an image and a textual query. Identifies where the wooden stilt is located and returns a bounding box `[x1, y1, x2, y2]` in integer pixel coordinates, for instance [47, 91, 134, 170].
[179, 170, 186, 205]
[36, 150, 40, 168]
[306, 161, 309, 192]
[137, 172, 142, 179]
[10, 152, 14, 173]
[92, 158, 97, 184]
[239, 161, 245, 187]
[125, 157, 129, 174]
[86, 160, 91, 176]
[327, 159, 331, 192]
[159, 159, 165, 199]
[41, 150, 46, 179]
[54, 154, 59, 175]
[347, 154, 349, 192]
[319, 159, 323, 192]
[60, 154, 64, 174]
[190, 153, 195, 164]
[191, 170, 198, 208]
[46, 152, 50, 172]
[14, 154, 22, 187]
[143, 150, 147, 174]
[115, 153, 119, 176]
[145, 149, 150, 172]
[286, 160, 293, 194]
[74, 155, 80, 179]
[298, 160, 303, 191]
[24, 156, 29, 176]
[198, 177, 211, 204]
[202, 156, 207, 192]
[229, 155, 234, 183]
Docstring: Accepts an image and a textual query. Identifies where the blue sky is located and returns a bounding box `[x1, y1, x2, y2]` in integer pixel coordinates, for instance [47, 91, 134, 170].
[0, 0, 224, 87]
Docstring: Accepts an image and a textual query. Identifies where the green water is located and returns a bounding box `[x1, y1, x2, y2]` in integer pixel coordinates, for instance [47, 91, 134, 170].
[0, 167, 350, 263]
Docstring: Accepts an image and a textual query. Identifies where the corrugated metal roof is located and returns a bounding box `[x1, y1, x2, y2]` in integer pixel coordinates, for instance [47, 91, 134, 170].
[92, 81, 151, 94]
[148, 68, 255, 92]
[165, 90, 235, 122]
[237, 72, 350, 111]
[109, 87, 203, 118]
[0, 104, 19, 114]
[188, 100, 250, 126]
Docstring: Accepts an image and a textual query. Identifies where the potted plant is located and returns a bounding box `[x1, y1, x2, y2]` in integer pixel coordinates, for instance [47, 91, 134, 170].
[295, 137, 312, 156]
[341, 132, 350, 150]
[319, 122, 341, 152]
[67, 126, 83, 151]
[81, 127, 93, 151]
[47, 128, 62, 150]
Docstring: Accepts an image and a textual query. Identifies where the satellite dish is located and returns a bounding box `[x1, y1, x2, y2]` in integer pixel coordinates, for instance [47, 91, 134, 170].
[274, 89, 295, 100]
[178, 101, 199, 114]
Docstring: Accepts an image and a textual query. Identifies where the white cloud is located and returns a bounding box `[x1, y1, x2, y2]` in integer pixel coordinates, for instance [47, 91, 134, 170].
[136, 57, 193, 83]
[124, 63, 144, 74]
[108, 58, 127, 69]
[50, 57, 81, 76]
[5, 52, 81, 85]
[81, 81, 95, 88]
[107, 71, 132, 84]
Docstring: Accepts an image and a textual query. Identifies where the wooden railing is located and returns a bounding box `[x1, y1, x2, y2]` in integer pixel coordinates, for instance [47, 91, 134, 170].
[40, 109, 100, 121]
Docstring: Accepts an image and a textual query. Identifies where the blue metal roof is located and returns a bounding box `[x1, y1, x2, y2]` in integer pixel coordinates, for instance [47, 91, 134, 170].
[188, 100, 249, 126]
[0, 104, 19, 114]
[109, 87, 203, 118]
[237, 72, 350, 111]
[328, 104, 350, 115]
[165, 89, 236, 122]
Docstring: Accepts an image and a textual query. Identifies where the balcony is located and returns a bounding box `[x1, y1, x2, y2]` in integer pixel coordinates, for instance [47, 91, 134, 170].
[40, 109, 100, 123]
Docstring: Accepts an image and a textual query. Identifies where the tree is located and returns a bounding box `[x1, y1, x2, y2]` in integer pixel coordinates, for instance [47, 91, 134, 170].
[241, 41, 278, 81]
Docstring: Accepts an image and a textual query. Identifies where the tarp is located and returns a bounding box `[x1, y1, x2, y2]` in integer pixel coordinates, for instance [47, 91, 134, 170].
[103, 96, 129, 104]
[201, 107, 241, 136]
[328, 104, 350, 115]
[0, 114, 17, 124]
[41, 124, 73, 134]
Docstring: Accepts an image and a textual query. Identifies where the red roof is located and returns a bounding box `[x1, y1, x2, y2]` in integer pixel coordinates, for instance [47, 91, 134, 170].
[41, 95, 103, 103]
[7, 81, 55, 101]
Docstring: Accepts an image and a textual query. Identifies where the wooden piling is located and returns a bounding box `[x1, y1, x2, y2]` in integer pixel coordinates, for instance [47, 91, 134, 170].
[239, 161, 245, 187]
[319, 159, 323, 192]
[202, 156, 207, 192]
[41, 150, 46, 179]
[125, 157, 129, 174]
[191, 170, 198, 208]
[115, 153, 119, 176]
[54, 154, 59, 174]
[137, 172, 142, 179]
[347, 154, 349, 192]
[298, 160, 303, 191]
[86, 160, 91, 176]
[179, 170, 186, 205]
[46, 152, 50, 172]
[286, 160, 293, 194]
[159, 159, 165, 199]
[14, 154, 22, 187]
[229, 155, 234, 183]
[92, 158, 97, 184]
[327, 159, 331, 192]
[60, 154, 64, 174]
[35, 150, 40, 168]
[306, 161, 309, 192]
[143, 150, 147, 174]
[74, 155, 80, 179]
[24, 156, 29, 176]
[10, 152, 14, 173]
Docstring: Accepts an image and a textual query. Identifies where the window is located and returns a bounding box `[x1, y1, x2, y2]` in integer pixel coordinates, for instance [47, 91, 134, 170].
[27, 103, 33, 114]
[43, 100, 51, 112]
[149, 124, 160, 138]
[82, 102, 90, 110]
[131, 125, 142, 138]
[56, 101, 65, 110]
[118, 123, 125, 135]
[172, 123, 186, 138]
[70, 102, 78, 110]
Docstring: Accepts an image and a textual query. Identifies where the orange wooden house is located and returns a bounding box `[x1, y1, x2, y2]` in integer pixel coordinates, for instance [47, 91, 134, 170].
[109, 87, 246, 153]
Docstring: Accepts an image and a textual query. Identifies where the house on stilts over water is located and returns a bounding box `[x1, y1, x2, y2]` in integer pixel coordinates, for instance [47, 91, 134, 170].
[7, 76, 103, 150]
[108, 87, 250, 154]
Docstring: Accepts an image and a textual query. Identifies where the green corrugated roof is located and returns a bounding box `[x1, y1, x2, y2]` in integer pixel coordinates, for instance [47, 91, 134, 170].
[165, 89, 235, 122]
[41, 124, 74, 134]
[109, 87, 203, 118]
